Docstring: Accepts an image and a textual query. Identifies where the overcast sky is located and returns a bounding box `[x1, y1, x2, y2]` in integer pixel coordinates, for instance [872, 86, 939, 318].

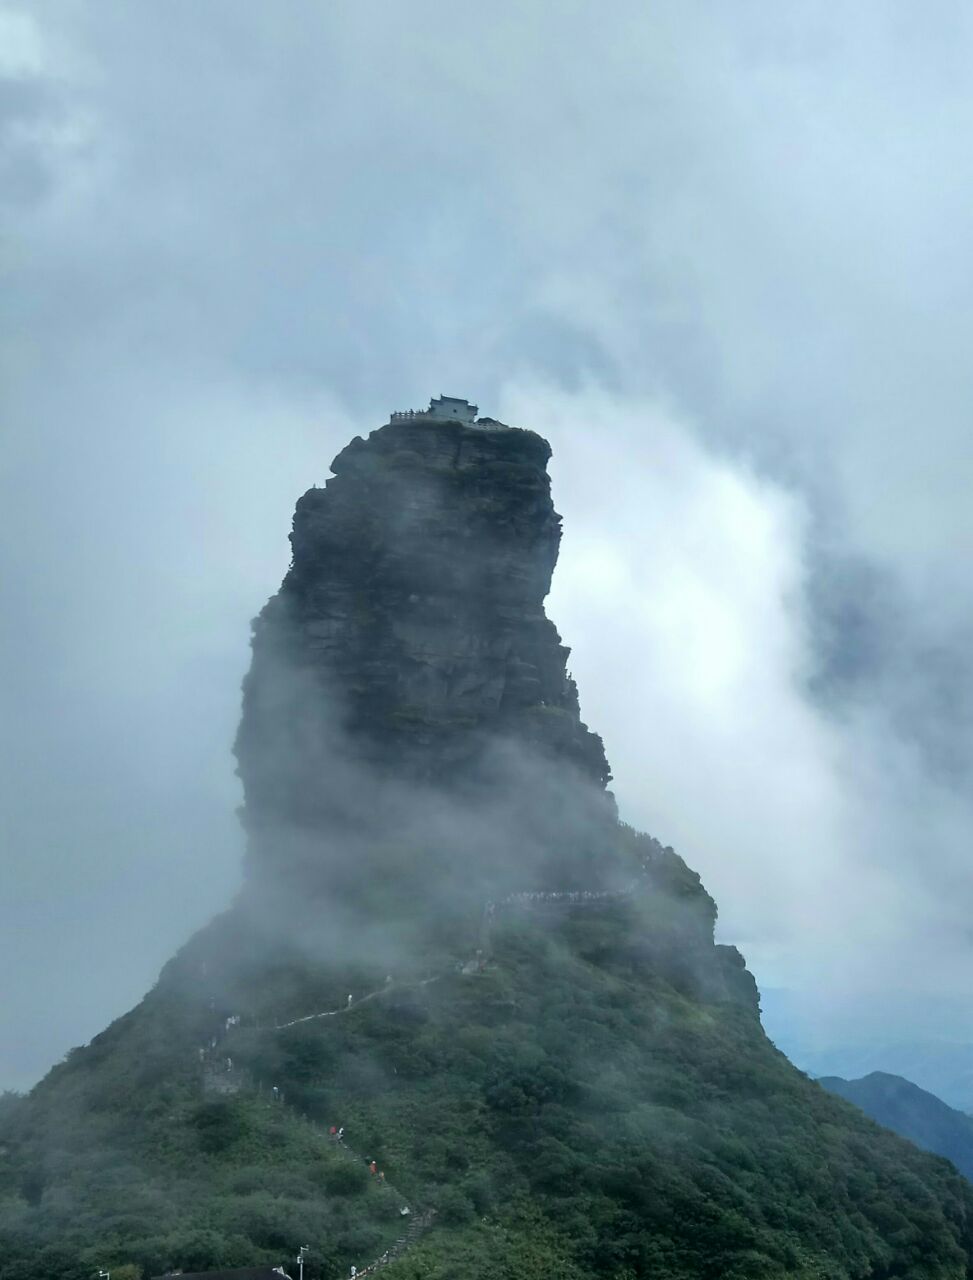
[3, 1, 973, 1090]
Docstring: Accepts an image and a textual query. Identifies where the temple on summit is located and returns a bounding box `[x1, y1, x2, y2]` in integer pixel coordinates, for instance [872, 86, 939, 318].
[391, 395, 480, 424]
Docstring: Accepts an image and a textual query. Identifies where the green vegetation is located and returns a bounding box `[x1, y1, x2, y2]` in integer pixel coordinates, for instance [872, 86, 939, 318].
[820, 1072, 973, 1184]
[3, 850, 973, 1279]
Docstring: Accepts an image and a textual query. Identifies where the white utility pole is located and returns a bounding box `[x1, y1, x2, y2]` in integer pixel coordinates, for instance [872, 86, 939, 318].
[297, 1243, 309, 1280]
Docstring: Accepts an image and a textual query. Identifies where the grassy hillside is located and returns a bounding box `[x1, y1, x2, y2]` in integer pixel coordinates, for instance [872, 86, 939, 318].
[3, 843, 973, 1280]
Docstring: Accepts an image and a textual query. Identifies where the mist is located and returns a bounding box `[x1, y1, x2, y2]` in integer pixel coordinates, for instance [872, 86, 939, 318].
[4, 2, 973, 1090]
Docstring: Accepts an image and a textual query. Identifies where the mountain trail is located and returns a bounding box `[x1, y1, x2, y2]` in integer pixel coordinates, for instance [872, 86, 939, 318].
[197, 884, 643, 1273]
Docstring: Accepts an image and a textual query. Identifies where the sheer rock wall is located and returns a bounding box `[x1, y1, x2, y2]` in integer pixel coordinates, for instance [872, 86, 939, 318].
[234, 414, 612, 860]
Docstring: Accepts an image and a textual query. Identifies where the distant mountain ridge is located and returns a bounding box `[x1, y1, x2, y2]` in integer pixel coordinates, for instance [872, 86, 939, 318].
[810, 1044, 973, 1116]
[820, 1072, 973, 1183]
[759, 988, 973, 1115]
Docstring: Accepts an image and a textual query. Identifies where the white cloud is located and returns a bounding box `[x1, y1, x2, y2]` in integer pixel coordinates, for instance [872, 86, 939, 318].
[4, 1, 973, 1084]
[0, 5, 44, 77]
[519, 385, 973, 1014]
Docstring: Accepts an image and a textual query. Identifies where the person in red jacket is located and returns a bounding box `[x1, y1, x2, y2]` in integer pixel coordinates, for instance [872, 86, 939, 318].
[369, 1160, 378, 1175]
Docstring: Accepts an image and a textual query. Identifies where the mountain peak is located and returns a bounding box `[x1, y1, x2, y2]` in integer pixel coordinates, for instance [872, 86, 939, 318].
[8, 406, 973, 1280]
[234, 407, 613, 897]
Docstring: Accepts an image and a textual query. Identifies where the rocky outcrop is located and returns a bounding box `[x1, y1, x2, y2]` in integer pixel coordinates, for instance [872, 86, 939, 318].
[14, 407, 973, 1280]
[235, 411, 612, 874]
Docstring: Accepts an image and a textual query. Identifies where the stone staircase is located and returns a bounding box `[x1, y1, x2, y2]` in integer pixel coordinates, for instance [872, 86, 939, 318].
[357, 1209, 438, 1276]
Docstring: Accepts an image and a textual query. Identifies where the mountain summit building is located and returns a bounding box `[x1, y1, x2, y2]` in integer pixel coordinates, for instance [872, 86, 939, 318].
[391, 394, 480, 424]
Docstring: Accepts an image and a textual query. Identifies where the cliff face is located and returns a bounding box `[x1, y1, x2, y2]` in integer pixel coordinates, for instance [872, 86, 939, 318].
[235, 412, 614, 888]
